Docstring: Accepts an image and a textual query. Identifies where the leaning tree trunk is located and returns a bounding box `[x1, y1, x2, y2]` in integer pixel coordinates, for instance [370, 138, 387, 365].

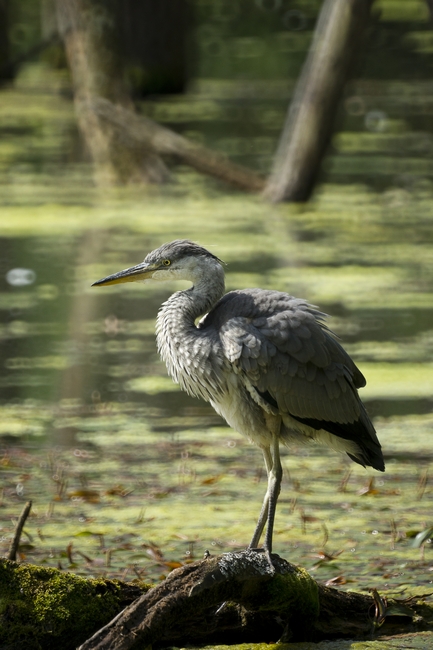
[264, 0, 373, 203]
[55, 0, 169, 185]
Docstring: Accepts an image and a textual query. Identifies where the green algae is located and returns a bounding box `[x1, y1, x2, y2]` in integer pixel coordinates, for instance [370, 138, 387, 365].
[2, 410, 433, 593]
[195, 636, 433, 650]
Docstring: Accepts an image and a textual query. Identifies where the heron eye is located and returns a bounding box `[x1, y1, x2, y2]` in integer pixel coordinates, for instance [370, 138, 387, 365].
[162, 259, 171, 266]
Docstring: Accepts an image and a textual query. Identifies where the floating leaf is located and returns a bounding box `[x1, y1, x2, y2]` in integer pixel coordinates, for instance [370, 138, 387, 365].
[312, 550, 344, 563]
[412, 527, 433, 548]
[201, 475, 221, 485]
[164, 561, 183, 570]
[143, 542, 164, 563]
[105, 485, 134, 497]
[384, 603, 414, 619]
[324, 575, 347, 586]
[67, 489, 100, 503]
[358, 477, 379, 496]
[73, 530, 105, 538]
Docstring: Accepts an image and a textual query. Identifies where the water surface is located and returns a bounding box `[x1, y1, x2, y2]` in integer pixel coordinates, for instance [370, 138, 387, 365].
[0, 69, 433, 591]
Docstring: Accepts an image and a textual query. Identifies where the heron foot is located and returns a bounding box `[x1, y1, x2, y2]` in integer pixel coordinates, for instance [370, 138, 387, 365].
[247, 546, 276, 574]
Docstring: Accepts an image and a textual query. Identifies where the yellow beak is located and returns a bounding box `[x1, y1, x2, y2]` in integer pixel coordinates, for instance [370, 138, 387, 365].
[92, 262, 154, 286]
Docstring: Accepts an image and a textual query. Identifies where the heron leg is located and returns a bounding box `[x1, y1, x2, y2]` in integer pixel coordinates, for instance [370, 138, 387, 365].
[263, 433, 282, 554]
[248, 446, 272, 549]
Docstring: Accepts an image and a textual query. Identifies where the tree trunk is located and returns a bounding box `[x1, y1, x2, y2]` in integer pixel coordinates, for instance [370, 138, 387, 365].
[264, 0, 373, 203]
[55, 0, 169, 185]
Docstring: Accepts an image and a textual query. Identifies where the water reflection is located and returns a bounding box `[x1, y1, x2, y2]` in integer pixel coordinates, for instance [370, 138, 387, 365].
[55, 230, 107, 445]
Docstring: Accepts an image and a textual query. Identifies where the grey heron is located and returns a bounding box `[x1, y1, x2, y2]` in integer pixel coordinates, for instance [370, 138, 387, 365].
[93, 239, 384, 557]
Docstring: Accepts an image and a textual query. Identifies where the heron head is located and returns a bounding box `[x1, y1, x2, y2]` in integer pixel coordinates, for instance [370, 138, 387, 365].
[92, 239, 223, 287]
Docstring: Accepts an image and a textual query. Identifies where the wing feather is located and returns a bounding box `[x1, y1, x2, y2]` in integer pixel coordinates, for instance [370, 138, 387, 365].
[201, 288, 383, 471]
[211, 289, 364, 424]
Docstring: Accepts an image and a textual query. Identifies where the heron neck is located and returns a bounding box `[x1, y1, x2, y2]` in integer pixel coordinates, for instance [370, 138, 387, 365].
[158, 274, 224, 334]
[155, 270, 225, 387]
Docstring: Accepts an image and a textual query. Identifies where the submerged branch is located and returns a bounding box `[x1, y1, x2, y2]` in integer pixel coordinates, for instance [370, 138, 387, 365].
[90, 98, 266, 193]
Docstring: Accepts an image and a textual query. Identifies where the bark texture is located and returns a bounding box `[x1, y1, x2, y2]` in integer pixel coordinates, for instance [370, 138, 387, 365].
[55, 0, 169, 185]
[78, 551, 320, 650]
[264, 0, 373, 203]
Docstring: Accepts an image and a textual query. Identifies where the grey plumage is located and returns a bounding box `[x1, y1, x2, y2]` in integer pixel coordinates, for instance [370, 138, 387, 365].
[93, 239, 384, 557]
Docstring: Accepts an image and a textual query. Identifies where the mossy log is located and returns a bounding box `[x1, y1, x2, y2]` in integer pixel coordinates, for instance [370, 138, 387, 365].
[0, 551, 430, 650]
[0, 557, 144, 650]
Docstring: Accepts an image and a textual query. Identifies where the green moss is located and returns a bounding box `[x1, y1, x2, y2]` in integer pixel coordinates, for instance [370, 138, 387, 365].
[241, 564, 319, 635]
[0, 559, 125, 650]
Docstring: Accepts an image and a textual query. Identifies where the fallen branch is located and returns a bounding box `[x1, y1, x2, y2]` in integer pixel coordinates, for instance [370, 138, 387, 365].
[1, 552, 431, 649]
[90, 98, 266, 193]
[78, 550, 320, 650]
[8, 500, 32, 561]
[77, 550, 378, 650]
